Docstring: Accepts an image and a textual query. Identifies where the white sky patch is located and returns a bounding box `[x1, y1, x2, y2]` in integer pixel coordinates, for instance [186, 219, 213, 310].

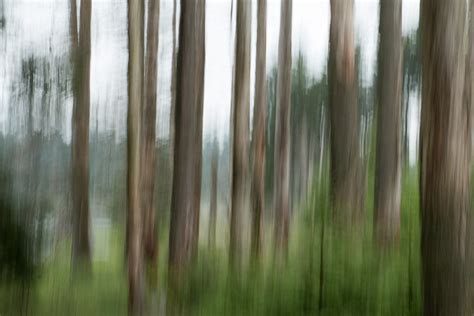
[1, 0, 420, 145]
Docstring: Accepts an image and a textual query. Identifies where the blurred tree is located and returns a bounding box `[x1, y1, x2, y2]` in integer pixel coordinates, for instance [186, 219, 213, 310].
[70, 0, 92, 273]
[420, 0, 472, 314]
[127, 0, 145, 313]
[402, 31, 421, 166]
[229, 0, 251, 268]
[250, 0, 266, 261]
[273, 0, 292, 257]
[169, 0, 177, 170]
[373, 0, 402, 246]
[328, 0, 363, 227]
[208, 137, 218, 250]
[168, 0, 206, 304]
[142, 0, 160, 274]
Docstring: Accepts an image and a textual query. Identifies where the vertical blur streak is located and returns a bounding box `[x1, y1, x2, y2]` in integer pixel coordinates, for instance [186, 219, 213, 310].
[420, 0, 471, 314]
[373, 0, 403, 247]
[127, 0, 144, 313]
[208, 138, 218, 250]
[71, 0, 92, 273]
[250, 0, 266, 262]
[142, 0, 160, 271]
[229, 0, 251, 269]
[328, 0, 362, 228]
[168, 0, 205, 309]
[273, 0, 292, 257]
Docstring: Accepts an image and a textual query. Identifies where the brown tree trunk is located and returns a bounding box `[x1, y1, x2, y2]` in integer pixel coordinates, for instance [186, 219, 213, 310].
[142, 0, 160, 269]
[229, 0, 251, 268]
[328, 0, 362, 227]
[273, 0, 292, 257]
[208, 139, 218, 250]
[373, 0, 403, 246]
[250, 0, 266, 261]
[71, 0, 92, 273]
[168, 0, 206, 304]
[420, 0, 472, 314]
[169, 0, 177, 167]
[127, 0, 145, 313]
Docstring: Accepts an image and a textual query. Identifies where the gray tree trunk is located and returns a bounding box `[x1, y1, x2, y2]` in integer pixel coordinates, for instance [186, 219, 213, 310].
[274, 0, 292, 257]
[374, 0, 403, 246]
[168, 0, 206, 306]
[420, 0, 472, 314]
[250, 0, 266, 261]
[142, 0, 160, 269]
[71, 0, 92, 273]
[127, 0, 145, 313]
[328, 0, 363, 227]
[229, 0, 251, 268]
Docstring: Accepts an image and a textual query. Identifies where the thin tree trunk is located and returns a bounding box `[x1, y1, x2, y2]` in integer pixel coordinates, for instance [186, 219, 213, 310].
[208, 139, 218, 250]
[420, 0, 471, 314]
[169, 0, 177, 166]
[168, 0, 206, 306]
[328, 0, 362, 227]
[71, 0, 92, 273]
[274, 0, 292, 257]
[373, 0, 403, 246]
[403, 74, 410, 166]
[127, 0, 145, 313]
[142, 0, 160, 269]
[229, 0, 251, 268]
[250, 0, 266, 261]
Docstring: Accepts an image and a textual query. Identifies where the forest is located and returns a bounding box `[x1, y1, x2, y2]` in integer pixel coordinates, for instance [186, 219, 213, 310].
[0, 0, 471, 315]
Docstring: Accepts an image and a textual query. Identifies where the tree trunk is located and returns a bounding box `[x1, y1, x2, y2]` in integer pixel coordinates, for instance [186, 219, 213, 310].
[71, 0, 92, 273]
[142, 0, 160, 269]
[229, 0, 251, 268]
[169, 0, 177, 167]
[127, 0, 145, 313]
[168, 0, 206, 303]
[208, 139, 218, 250]
[328, 0, 362, 227]
[250, 0, 266, 261]
[373, 0, 403, 246]
[420, 0, 472, 314]
[274, 0, 292, 256]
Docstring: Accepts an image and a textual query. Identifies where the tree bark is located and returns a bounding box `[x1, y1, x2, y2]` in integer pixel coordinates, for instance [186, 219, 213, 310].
[373, 0, 403, 246]
[328, 0, 362, 227]
[71, 0, 92, 273]
[250, 0, 266, 261]
[169, 0, 177, 167]
[142, 0, 160, 269]
[168, 0, 206, 301]
[127, 0, 145, 313]
[229, 0, 251, 268]
[420, 0, 472, 314]
[274, 0, 292, 256]
[208, 139, 218, 250]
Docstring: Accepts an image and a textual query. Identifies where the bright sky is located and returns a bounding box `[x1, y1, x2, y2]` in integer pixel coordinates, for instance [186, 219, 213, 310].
[0, 0, 421, 157]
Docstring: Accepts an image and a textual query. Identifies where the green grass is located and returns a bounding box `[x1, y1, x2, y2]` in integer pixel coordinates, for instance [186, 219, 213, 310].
[0, 168, 422, 315]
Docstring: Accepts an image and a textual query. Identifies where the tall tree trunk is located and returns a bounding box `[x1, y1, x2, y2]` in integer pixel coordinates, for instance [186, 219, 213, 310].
[168, 0, 206, 304]
[373, 0, 403, 246]
[328, 0, 362, 227]
[274, 0, 292, 256]
[71, 0, 92, 273]
[229, 0, 251, 268]
[420, 0, 472, 314]
[208, 139, 218, 250]
[127, 0, 145, 313]
[250, 0, 266, 261]
[142, 0, 160, 269]
[169, 0, 177, 167]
